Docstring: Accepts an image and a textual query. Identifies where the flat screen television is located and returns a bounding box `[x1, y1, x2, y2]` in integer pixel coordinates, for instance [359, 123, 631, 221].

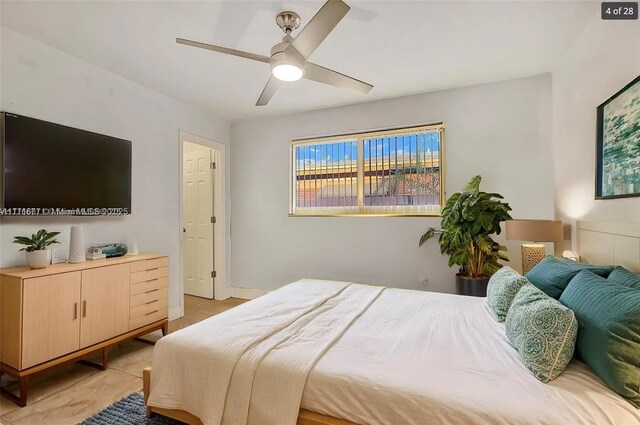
[1, 112, 131, 215]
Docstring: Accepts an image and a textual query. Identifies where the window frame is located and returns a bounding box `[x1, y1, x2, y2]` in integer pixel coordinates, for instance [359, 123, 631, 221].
[289, 123, 445, 217]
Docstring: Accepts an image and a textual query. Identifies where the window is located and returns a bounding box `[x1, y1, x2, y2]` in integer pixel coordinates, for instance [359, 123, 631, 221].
[290, 124, 444, 216]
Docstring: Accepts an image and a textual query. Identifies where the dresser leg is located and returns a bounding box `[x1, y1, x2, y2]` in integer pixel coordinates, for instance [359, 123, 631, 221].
[0, 374, 28, 407]
[78, 346, 109, 371]
[18, 375, 28, 407]
[102, 346, 109, 370]
[161, 320, 169, 336]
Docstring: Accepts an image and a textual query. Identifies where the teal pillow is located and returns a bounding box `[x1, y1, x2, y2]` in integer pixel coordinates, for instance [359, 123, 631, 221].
[525, 256, 614, 299]
[608, 266, 640, 290]
[487, 266, 529, 321]
[560, 270, 640, 407]
[505, 284, 577, 383]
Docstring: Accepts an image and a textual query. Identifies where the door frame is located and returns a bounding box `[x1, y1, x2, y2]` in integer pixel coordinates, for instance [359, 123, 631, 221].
[178, 131, 227, 316]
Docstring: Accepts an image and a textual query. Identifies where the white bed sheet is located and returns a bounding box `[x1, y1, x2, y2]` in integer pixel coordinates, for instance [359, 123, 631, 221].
[302, 288, 640, 425]
[150, 280, 640, 425]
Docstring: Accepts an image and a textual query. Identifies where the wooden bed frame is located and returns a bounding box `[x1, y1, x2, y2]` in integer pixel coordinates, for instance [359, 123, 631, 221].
[142, 367, 359, 425]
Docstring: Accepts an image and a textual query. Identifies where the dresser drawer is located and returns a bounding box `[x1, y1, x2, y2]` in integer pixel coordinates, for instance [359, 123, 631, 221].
[130, 286, 168, 308]
[130, 276, 167, 296]
[130, 308, 167, 331]
[130, 297, 168, 320]
[130, 257, 168, 273]
[130, 266, 168, 284]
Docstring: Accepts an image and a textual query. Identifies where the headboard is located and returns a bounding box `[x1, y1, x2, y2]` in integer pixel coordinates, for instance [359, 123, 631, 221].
[576, 221, 640, 272]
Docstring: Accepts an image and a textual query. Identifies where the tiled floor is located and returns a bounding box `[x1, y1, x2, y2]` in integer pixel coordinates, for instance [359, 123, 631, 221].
[0, 296, 248, 425]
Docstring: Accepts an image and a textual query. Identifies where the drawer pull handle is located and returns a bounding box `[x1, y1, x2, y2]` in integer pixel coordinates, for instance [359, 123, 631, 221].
[145, 310, 159, 316]
[74, 302, 78, 320]
[145, 278, 160, 283]
[145, 289, 159, 294]
[82, 300, 87, 318]
[145, 299, 159, 305]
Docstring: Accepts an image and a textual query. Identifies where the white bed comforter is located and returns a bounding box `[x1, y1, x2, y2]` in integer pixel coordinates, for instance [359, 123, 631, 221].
[148, 280, 640, 425]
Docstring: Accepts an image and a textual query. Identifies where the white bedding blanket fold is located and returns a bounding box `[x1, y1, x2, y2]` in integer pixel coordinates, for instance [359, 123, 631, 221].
[224, 284, 383, 425]
[148, 279, 379, 425]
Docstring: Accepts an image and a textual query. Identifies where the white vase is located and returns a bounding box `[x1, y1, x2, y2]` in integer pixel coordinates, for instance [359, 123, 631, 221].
[68, 226, 86, 263]
[127, 239, 139, 256]
[26, 249, 52, 269]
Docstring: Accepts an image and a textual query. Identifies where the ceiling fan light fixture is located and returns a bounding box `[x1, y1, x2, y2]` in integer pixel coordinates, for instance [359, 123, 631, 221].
[272, 63, 304, 81]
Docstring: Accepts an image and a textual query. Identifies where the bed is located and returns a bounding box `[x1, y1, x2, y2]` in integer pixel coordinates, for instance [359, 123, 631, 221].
[144, 278, 640, 425]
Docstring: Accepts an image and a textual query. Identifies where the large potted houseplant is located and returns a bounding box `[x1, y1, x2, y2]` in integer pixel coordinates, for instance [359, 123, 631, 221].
[419, 176, 512, 296]
[13, 229, 61, 269]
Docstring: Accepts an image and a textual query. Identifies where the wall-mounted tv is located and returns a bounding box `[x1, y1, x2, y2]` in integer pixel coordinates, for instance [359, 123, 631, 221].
[1, 113, 131, 216]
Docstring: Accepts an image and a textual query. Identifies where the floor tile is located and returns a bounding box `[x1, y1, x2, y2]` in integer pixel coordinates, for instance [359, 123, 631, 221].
[192, 298, 247, 315]
[0, 396, 20, 417]
[184, 294, 207, 307]
[2, 369, 141, 425]
[106, 341, 155, 378]
[1, 363, 99, 411]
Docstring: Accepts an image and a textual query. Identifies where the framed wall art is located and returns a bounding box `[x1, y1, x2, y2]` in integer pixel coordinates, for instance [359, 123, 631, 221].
[596, 75, 640, 199]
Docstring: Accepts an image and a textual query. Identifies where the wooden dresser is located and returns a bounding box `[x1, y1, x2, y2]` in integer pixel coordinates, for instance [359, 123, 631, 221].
[0, 253, 169, 407]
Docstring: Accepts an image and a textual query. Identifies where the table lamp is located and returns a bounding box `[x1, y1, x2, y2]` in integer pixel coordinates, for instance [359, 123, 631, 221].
[506, 220, 563, 274]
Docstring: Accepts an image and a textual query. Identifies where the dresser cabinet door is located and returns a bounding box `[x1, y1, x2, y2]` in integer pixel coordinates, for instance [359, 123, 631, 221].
[80, 264, 130, 348]
[22, 272, 81, 369]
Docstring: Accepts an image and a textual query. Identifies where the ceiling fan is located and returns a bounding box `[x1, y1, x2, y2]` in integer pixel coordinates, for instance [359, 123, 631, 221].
[176, 0, 373, 106]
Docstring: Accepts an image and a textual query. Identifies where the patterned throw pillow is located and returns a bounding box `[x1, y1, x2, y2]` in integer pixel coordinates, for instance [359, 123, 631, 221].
[487, 266, 529, 321]
[505, 284, 577, 383]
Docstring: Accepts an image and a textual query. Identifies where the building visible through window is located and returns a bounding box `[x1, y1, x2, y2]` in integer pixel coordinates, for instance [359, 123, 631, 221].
[290, 124, 444, 216]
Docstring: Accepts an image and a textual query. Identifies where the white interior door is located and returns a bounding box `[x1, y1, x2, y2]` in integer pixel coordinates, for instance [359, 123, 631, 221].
[183, 148, 214, 298]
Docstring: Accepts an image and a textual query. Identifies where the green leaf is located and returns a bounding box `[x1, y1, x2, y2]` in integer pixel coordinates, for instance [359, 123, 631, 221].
[13, 236, 35, 245]
[419, 228, 438, 246]
[462, 175, 482, 193]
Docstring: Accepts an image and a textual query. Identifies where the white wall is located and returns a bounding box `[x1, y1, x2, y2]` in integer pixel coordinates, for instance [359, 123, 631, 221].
[0, 27, 231, 316]
[230, 74, 554, 292]
[552, 15, 640, 253]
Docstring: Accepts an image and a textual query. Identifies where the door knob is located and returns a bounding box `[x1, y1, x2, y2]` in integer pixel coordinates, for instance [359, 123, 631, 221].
[183, 227, 186, 233]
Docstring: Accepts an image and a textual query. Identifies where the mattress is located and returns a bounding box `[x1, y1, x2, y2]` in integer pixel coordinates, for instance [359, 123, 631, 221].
[149, 280, 640, 425]
[302, 287, 640, 425]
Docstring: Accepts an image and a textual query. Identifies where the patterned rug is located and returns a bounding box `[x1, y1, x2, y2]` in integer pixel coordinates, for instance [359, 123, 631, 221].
[80, 392, 181, 425]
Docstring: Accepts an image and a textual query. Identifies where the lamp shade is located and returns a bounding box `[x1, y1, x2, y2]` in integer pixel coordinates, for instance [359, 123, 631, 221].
[506, 220, 563, 242]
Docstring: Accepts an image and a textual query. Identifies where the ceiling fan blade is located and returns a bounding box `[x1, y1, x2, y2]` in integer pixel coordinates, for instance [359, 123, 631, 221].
[176, 38, 270, 64]
[256, 76, 284, 106]
[290, 0, 350, 59]
[304, 62, 373, 95]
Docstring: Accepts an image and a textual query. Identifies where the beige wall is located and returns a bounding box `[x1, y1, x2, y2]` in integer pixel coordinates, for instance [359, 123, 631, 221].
[230, 75, 555, 292]
[551, 14, 640, 253]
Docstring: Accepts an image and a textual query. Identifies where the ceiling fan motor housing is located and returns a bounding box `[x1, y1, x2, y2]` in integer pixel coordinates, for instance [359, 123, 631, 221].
[270, 36, 305, 78]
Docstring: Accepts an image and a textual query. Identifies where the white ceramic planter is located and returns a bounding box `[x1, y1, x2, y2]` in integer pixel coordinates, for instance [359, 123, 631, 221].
[26, 249, 52, 269]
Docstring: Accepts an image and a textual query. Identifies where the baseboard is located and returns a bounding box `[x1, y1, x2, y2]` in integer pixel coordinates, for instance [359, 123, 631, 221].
[231, 286, 269, 300]
[168, 305, 182, 321]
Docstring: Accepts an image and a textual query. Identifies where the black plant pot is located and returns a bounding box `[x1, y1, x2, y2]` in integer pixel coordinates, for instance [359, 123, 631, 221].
[456, 274, 489, 297]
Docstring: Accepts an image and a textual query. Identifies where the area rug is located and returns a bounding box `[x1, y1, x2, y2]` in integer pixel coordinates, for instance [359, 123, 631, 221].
[79, 392, 181, 425]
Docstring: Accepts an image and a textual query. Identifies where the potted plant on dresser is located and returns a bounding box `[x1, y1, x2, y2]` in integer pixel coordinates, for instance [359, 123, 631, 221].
[13, 229, 61, 269]
[419, 176, 512, 296]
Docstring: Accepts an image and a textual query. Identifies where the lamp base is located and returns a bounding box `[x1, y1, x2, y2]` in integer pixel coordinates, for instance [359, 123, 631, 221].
[521, 243, 545, 274]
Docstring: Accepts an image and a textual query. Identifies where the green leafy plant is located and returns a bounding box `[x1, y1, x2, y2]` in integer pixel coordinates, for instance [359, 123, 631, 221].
[419, 175, 512, 278]
[13, 229, 61, 252]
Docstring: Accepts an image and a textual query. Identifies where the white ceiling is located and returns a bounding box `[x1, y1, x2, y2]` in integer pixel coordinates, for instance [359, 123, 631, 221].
[1, 1, 597, 122]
